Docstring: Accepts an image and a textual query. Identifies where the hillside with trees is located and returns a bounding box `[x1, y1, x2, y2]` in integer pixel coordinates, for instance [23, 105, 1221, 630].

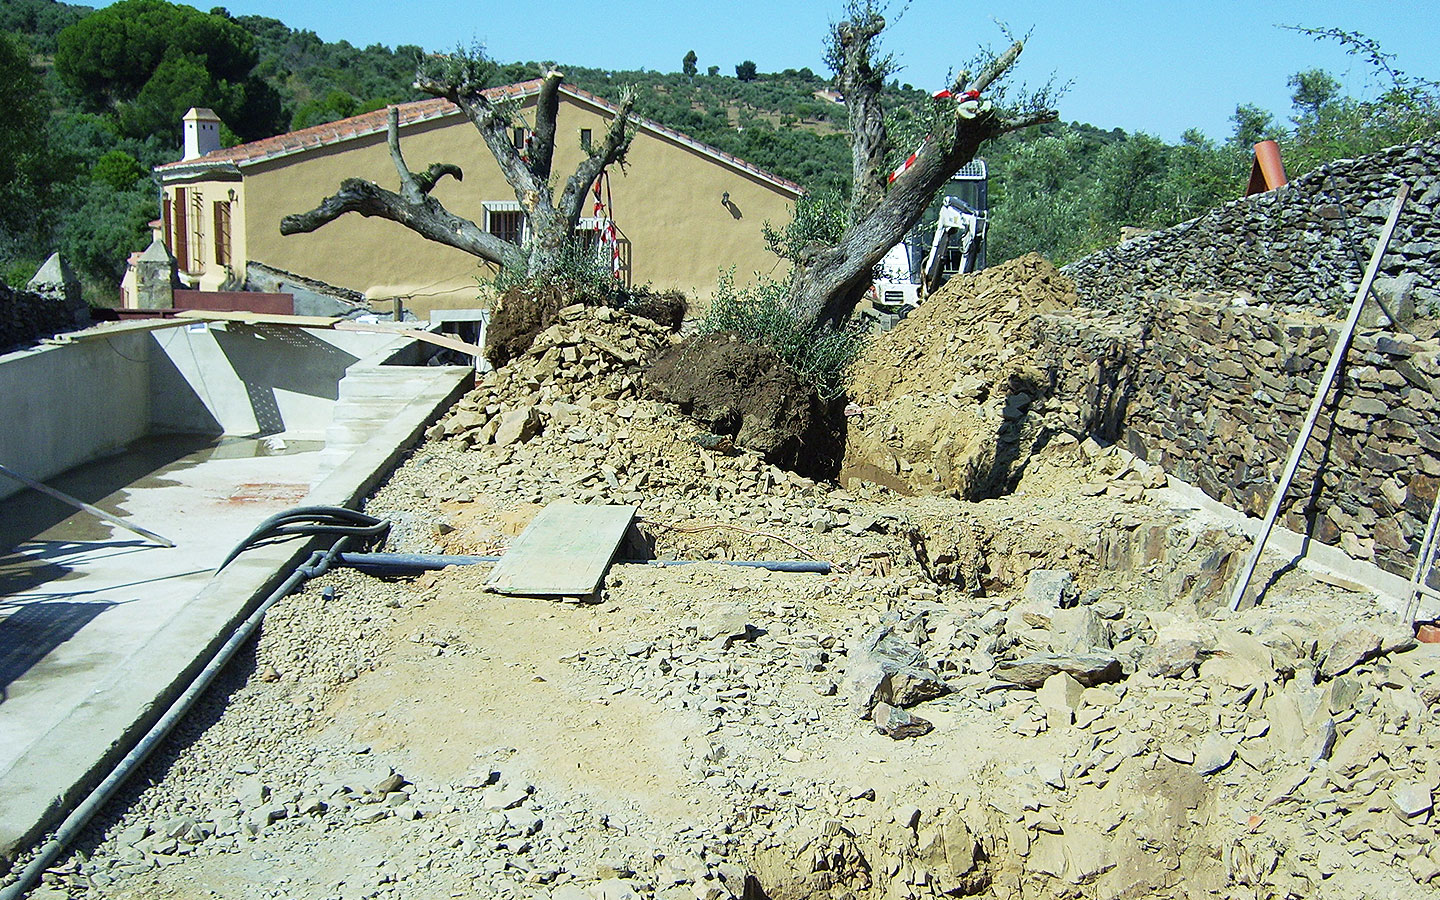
[1, 0, 1435, 302]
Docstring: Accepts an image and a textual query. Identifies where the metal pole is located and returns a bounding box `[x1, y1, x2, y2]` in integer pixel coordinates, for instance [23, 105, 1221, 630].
[1228, 184, 1410, 612]
[1404, 497, 1440, 625]
[0, 463, 176, 549]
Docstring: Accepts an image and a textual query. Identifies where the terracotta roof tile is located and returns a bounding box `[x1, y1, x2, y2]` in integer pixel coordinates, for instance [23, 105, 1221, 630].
[156, 79, 802, 195]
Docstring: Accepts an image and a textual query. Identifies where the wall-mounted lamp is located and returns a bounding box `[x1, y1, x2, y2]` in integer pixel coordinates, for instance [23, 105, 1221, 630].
[227, 188, 237, 202]
[721, 191, 730, 206]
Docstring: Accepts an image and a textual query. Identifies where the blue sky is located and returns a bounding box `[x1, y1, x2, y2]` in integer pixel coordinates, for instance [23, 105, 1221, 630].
[167, 0, 1438, 141]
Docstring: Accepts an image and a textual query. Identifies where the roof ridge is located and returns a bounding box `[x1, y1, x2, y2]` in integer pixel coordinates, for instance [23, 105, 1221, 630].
[156, 79, 801, 195]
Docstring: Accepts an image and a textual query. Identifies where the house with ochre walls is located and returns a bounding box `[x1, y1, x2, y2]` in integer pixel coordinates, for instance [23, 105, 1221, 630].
[148, 81, 802, 315]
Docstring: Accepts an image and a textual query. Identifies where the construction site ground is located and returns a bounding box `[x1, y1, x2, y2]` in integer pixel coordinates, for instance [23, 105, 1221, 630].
[9, 261, 1440, 900]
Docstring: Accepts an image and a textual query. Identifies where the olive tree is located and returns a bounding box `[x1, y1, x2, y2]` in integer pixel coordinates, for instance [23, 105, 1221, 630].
[281, 51, 635, 280]
[788, 4, 1057, 328]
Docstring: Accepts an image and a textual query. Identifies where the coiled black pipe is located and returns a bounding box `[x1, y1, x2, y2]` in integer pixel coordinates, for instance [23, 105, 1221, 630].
[217, 506, 389, 570]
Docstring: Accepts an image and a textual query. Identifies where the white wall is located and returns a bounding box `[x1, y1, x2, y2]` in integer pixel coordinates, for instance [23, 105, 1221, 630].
[1, 324, 407, 500]
[148, 323, 404, 438]
[0, 335, 152, 501]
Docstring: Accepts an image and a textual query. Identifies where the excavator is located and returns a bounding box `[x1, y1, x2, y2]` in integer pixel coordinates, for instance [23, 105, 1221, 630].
[860, 159, 988, 330]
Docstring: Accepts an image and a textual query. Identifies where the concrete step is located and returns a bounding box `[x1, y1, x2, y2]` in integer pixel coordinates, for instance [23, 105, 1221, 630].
[311, 366, 460, 486]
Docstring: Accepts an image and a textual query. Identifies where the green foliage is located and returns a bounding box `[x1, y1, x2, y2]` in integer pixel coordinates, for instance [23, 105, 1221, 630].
[1229, 103, 1280, 148]
[91, 149, 145, 190]
[559, 63, 851, 193]
[1274, 28, 1440, 177]
[55, 0, 282, 139]
[235, 14, 425, 129]
[2, 255, 46, 289]
[292, 89, 363, 130]
[1289, 69, 1340, 116]
[682, 50, 697, 77]
[986, 131, 1109, 264]
[492, 238, 619, 304]
[1093, 132, 1169, 224]
[0, 31, 62, 254]
[56, 0, 257, 106]
[707, 65, 719, 77]
[702, 269, 865, 401]
[762, 189, 847, 264]
[59, 179, 155, 285]
[735, 60, 758, 82]
[0, 0, 89, 55]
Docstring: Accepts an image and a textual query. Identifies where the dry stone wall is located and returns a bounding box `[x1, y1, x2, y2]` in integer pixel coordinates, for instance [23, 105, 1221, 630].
[1034, 294, 1440, 578]
[0, 283, 82, 353]
[1060, 139, 1440, 319]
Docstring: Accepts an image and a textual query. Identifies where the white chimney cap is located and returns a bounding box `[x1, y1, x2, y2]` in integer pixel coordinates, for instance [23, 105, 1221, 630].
[182, 108, 223, 160]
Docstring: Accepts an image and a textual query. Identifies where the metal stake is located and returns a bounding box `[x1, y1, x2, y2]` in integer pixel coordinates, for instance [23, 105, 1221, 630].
[1227, 183, 1410, 611]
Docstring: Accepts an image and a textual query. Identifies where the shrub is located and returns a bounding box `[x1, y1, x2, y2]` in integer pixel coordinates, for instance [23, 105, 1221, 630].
[701, 269, 865, 401]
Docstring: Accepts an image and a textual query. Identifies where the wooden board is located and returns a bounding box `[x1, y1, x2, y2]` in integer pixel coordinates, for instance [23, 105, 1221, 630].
[175, 309, 341, 328]
[48, 318, 193, 343]
[174, 310, 484, 357]
[485, 503, 636, 597]
[334, 320, 484, 356]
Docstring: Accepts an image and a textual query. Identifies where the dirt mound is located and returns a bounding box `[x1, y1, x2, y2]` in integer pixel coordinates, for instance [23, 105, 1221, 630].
[842, 254, 1077, 499]
[485, 281, 685, 367]
[851, 252, 1078, 405]
[645, 332, 841, 478]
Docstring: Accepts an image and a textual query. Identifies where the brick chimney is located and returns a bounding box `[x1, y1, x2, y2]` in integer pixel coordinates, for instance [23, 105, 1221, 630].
[182, 107, 222, 161]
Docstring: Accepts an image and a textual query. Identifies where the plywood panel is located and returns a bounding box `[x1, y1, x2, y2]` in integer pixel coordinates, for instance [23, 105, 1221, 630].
[486, 503, 636, 597]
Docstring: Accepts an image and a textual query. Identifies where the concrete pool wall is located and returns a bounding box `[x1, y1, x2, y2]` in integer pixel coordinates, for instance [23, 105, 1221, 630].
[0, 322, 421, 502]
[0, 319, 472, 862]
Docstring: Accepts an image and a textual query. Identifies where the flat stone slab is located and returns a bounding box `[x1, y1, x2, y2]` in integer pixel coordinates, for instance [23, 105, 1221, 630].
[485, 503, 636, 597]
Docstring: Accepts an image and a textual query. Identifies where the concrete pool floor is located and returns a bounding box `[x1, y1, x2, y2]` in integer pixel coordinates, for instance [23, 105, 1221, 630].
[0, 364, 470, 862]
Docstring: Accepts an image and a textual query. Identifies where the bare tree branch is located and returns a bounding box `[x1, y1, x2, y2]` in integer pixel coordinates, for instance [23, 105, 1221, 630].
[529, 69, 564, 183]
[971, 41, 1023, 95]
[833, 10, 891, 222]
[787, 19, 1056, 329]
[559, 86, 637, 226]
[280, 177, 521, 269]
[387, 106, 423, 202]
[414, 162, 464, 195]
[385, 105, 463, 199]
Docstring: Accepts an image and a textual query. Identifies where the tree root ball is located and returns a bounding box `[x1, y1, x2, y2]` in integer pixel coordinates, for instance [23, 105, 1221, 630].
[644, 332, 845, 479]
[485, 282, 686, 367]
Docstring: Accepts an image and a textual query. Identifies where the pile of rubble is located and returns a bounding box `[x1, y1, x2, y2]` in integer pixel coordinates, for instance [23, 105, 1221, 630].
[21, 300, 1440, 900]
[843, 254, 1079, 499]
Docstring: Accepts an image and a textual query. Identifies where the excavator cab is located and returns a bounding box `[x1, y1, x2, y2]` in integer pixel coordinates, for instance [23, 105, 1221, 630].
[919, 159, 988, 293]
[863, 160, 988, 329]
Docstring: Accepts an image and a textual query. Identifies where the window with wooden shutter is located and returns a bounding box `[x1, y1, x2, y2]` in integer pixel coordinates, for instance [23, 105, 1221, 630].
[172, 188, 189, 274]
[189, 190, 205, 273]
[213, 200, 232, 267]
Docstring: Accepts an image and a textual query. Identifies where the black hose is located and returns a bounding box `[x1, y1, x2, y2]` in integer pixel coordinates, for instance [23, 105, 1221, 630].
[216, 506, 389, 570]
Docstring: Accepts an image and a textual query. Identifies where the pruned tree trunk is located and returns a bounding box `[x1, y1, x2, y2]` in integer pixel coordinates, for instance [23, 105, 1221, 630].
[791, 15, 1056, 328]
[282, 62, 636, 281]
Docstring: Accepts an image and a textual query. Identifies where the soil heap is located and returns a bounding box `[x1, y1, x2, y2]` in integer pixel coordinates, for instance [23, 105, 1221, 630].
[844, 253, 1078, 499]
[14, 299, 1440, 900]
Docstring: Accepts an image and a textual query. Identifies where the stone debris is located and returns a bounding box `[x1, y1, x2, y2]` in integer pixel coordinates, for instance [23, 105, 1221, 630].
[871, 702, 933, 740]
[993, 652, 1123, 688]
[19, 297, 1440, 900]
[844, 619, 949, 716]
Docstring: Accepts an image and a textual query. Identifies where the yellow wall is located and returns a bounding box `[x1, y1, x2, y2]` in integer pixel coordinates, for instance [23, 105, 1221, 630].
[239, 94, 798, 313]
[160, 174, 245, 292]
